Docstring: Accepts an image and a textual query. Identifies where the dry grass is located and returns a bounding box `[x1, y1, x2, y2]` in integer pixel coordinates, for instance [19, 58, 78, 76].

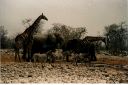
[1, 53, 14, 64]
[0, 52, 21, 64]
[97, 54, 128, 65]
[1, 51, 128, 65]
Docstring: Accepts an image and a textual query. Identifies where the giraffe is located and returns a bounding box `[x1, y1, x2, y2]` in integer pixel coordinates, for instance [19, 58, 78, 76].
[15, 13, 48, 62]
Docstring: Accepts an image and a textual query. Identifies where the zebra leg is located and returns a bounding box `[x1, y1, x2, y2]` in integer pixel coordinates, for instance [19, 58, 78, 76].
[15, 49, 19, 62]
[22, 54, 26, 62]
[66, 55, 69, 62]
[74, 54, 78, 66]
[31, 53, 34, 62]
[89, 52, 94, 61]
[46, 52, 50, 63]
[93, 55, 97, 61]
[46, 54, 50, 63]
[51, 54, 55, 63]
[18, 54, 21, 62]
[91, 53, 97, 61]
[46, 50, 53, 63]
[15, 51, 17, 62]
[23, 47, 27, 62]
[17, 50, 21, 62]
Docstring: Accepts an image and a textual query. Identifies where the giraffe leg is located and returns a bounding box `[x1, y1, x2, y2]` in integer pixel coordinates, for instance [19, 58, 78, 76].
[51, 53, 55, 63]
[25, 48, 30, 62]
[23, 48, 27, 62]
[15, 50, 19, 62]
[27, 42, 33, 62]
[22, 45, 26, 61]
[26, 49, 32, 62]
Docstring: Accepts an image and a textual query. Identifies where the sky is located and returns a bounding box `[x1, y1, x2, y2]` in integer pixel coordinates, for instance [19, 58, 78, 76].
[0, 0, 127, 37]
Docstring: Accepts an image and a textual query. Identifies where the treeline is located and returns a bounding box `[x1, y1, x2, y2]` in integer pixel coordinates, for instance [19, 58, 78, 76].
[0, 23, 86, 49]
[0, 22, 128, 56]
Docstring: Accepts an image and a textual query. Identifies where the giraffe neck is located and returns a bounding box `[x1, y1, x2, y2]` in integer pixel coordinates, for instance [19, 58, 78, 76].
[20, 15, 42, 46]
[24, 15, 42, 37]
[31, 15, 42, 29]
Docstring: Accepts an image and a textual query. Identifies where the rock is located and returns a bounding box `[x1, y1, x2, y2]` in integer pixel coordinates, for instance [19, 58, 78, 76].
[28, 75, 32, 77]
[88, 67, 95, 71]
[119, 79, 128, 83]
[19, 74, 24, 77]
[1, 62, 128, 83]
[103, 73, 109, 77]
[122, 65, 128, 71]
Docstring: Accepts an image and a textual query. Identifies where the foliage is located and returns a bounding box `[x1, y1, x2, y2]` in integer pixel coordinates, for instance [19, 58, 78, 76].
[0, 26, 8, 49]
[0, 26, 15, 49]
[48, 23, 87, 43]
[104, 22, 128, 55]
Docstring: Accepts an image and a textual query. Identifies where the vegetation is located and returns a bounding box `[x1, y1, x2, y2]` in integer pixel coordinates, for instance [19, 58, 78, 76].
[48, 23, 87, 43]
[104, 22, 128, 56]
[0, 26, 15, 49]
[1, 21, 128, 56]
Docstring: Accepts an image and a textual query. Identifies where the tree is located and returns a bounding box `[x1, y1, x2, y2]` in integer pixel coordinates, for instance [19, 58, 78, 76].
[0, 26, 15, 49]
[48, 23, 87, 43]
[104, 22, 128, 55]
[0, 26, 8, 49]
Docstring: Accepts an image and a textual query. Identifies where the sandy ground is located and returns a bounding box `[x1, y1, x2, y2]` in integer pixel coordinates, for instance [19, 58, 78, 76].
[0, 49, 128, 83]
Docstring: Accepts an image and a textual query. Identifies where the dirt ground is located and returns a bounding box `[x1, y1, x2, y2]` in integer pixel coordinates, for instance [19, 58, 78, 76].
[1, 50, 128, 65]
[0, 49, 128, 83]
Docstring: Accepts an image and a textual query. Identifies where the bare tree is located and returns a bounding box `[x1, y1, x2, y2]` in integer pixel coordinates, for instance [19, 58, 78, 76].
[22, 18, 32, 28]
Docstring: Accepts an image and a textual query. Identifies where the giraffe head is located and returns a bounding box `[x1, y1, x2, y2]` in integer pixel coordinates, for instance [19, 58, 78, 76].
[41, 13, 48, 21]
